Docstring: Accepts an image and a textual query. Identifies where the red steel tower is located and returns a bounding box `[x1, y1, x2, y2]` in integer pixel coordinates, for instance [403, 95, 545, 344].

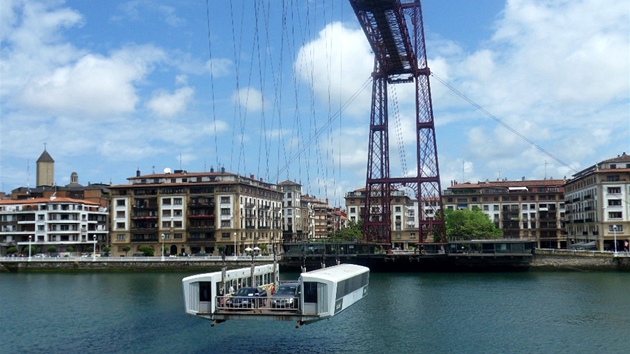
[349, 0, 446, 245]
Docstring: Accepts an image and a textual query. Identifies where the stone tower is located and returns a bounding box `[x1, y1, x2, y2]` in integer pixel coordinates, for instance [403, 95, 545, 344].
[36, 149, 55, 187]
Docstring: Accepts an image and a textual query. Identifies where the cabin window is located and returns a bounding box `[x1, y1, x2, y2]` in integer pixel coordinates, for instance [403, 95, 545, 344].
[303, 282, 318, 303]
[199, 282, 212, 302]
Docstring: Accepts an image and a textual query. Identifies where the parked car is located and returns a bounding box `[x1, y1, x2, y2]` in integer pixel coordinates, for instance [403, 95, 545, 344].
[271, 282, 300, 309]
[225, 287, 268, 308]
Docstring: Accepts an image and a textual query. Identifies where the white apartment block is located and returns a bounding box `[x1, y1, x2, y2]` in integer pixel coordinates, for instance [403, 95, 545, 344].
[0, 197, 108, 255]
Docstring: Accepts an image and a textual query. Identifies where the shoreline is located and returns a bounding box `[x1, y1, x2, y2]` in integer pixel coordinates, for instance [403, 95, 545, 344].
[2, 251, 629, 273]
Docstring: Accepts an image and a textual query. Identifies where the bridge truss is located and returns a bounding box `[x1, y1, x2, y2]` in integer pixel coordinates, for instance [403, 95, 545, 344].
[349, 0, 446, 245]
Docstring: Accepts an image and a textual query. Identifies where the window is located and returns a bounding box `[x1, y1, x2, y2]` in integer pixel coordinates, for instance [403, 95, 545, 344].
[395, 206, 401, 212]
[483, 205, 489, 211]
[116, 222, 125, 229]
[607, 187, 621, 194]
[608, 200, 622, 206]
[493, 205, 499, 211]
[221, 220, 230, 227]
[174, 198, 183, 205]
[610, 225, 623, 232]
[221, 208, 230, 215]
[608, 212, 622, 219]
[116, 199, 126, 207]
[220, 196, 230, 203]
[163, 198, 171, 205]
[606, 175, 620, 182]
[116, 211, 125, 218]
[117, 234, 125, 240]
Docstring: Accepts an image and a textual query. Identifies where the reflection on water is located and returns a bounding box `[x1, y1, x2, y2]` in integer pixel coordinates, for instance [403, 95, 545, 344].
[1, 271, 628, 353]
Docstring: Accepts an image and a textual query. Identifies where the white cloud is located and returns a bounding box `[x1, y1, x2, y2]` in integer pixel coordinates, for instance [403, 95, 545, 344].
[430, 0, 629, 182]
[295, 22, 373, 118]
[147, 86, 195, 118]
[232, 86, 265, 113]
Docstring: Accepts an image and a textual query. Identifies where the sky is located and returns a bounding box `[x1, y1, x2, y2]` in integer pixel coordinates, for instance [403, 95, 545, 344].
[1, 0, 629, 206]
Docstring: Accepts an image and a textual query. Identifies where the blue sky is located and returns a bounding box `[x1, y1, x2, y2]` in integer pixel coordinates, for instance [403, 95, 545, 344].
[1, 0, 629, 206]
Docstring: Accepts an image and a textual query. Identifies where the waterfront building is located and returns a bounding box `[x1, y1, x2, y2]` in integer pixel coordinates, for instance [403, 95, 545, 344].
[345, 188, 420, 249]
[108, 168, 283, 257]
[300, 196, 315, 240]
[564, 152, 630, 251]
[278, 180, 303, 242]
[0, 197, 108, 256]
[442, 179, 566, 248]
[302, 195, 336, 239]
[11, 149, 110, 209]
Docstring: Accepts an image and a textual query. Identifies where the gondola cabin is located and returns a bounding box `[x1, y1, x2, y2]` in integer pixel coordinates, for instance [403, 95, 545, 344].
[182, 263, 369, 327]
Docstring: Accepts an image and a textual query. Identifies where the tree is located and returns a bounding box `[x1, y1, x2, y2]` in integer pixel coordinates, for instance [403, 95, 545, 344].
[47, 246, 57, 253]
[122, 246, 131, 256]
[445, 207, 503, 241]
[331, 220, 363, 242]
[138, 246, 154, 257]
[7, 246, 17, 255]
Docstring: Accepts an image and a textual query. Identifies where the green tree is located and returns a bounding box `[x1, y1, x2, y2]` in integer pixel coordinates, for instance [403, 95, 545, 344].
[47, 246, 57, 253]
[445, 207, 503, 241]
[138, 246, 154, 256]
[331, 220, 363, 241]
[122, 246, 131, 256]
[67, 246, 74, 253]
[7, 246, 18, 255]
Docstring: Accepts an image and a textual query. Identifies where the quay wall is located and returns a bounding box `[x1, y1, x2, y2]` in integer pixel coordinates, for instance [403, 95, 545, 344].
[532, 249, 630, 271]
[0, 258, 271, 273]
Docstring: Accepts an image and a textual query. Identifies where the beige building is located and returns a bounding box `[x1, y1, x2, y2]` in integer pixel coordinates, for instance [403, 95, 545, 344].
[278, 180, 303, 242]
[36, 149, 55, 187]
[345, 188, 420, 249]
[108, 169, 283, 257]
[564, 153, 630, 251]
[442, 179, 566, 248]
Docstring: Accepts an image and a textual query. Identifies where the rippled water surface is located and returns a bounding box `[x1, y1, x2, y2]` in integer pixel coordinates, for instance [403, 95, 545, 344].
[1, 271, 628, 353]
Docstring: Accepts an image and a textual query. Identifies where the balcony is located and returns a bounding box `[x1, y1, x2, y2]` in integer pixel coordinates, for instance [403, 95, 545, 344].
[188, 214, 215, 219]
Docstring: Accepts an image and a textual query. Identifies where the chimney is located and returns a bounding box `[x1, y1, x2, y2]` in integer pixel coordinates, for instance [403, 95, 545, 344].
[136, 169, 141, 177]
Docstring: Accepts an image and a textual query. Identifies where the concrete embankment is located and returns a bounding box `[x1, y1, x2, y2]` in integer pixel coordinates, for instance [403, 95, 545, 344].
[532, 249, 630, 271]
[0, 259, 268, 273]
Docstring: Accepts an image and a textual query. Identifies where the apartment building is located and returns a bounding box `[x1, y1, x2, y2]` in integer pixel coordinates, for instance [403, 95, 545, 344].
[442, 179, 566, 248]
[278, 180, 303, 242]
[302, 195, 336, 239]
[0, 197, 108, 256]
[345, 188, 420, 249]
[108, 168, 283, 257]
[564, 152, 630, 251]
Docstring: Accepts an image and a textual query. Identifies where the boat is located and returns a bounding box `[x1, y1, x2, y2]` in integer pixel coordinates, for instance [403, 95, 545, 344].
[182, 263, 369, 327]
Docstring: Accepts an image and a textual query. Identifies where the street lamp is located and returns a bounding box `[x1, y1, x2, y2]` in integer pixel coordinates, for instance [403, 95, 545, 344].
[612, 225, 618, 254]
[28, 235, 32, 261]
[161, 233, 166, 261]
[92, 235, 97, 261]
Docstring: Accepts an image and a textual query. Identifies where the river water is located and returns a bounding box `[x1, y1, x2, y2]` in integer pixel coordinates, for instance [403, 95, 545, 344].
[1, 270, 628, 354]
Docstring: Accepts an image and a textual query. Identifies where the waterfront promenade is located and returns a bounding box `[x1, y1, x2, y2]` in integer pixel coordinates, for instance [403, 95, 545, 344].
[2, 250, 629, 272]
